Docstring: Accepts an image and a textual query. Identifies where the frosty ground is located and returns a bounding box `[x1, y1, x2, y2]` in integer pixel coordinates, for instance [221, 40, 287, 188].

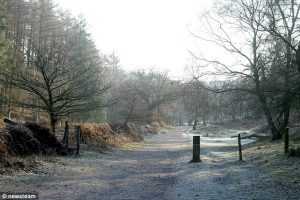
[0, 124, 300, 200]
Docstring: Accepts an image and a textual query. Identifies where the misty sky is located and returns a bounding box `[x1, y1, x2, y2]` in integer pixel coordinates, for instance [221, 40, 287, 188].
[54, 0, 213, 78]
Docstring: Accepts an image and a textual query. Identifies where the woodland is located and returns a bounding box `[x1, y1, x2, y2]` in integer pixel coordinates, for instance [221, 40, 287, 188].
[0, 0, 300, 199]
[0, 0, 299, 141]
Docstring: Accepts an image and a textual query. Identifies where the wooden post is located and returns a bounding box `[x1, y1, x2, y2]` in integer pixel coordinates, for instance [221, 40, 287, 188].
[238, 134, 243, 161]
[284, 127, 289, 154]
[76, 125, 80, 156]
[63, 121, 69, 154]
[191, 136, 201, 162]
[63, 121, 69, 143]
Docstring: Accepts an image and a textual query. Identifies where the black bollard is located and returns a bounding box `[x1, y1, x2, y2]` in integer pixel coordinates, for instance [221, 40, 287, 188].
[191, 136, 201, 162]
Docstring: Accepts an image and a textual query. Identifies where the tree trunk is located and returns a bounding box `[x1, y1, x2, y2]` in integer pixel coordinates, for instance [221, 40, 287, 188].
[296, 45, 300, 74]
[278, 97, 291, 138]
[276, 32, 292, 140]
[123, 97, 136, 126]
[257, 91, 281, 140]
[263, 105, 281, 140]
[50, 113, 57, 133]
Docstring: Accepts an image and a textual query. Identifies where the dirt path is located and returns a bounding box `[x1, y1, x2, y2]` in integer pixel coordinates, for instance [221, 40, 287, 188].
[0, 127, 190, 200]
[164, 126, 299, 200]
[0, 126, 298, 199]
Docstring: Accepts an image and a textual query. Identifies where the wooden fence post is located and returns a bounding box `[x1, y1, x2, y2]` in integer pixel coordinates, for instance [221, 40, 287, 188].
[238, 134, 243, 161]
[63, 121, 69, 154]
[191, 136, 201, 162]
[63, 121, 69, 143]
[284, 127, 289, 154]
[76, 125, 80, 156]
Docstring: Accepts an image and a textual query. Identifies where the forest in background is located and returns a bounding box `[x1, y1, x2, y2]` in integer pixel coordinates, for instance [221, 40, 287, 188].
[0, 0, 300, 142]
[0, 0, 184, 131]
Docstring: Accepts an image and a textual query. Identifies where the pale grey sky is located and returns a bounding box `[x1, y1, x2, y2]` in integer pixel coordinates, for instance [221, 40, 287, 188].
[54, 0, 213, 78]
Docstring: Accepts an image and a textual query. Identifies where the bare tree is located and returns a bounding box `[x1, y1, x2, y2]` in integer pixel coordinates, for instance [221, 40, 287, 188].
[264, 0, 300, 73]
[183, 80, 210, 129]
[4, 1, 109, 132]
[131, 70, 179, 123]
[190, 0, 298, 139]
[106, 69, 180, 124]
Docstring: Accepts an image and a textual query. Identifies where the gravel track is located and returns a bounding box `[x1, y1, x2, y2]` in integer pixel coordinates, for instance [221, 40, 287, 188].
[1, 126, 298, 200]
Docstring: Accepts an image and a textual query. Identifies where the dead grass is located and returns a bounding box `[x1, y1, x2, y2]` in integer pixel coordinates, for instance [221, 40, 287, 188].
[75, 123, 113, 150]
[159, 121, 174, 129]
[108, 122, 143, 147]
[78, 123, 143, 149]
[141, 121, 173, 135]
[0, 119, 5, 128]
[0, 130, 9, 161]
[238, 133, 300, 191]
[142, 124, 159, 134]
[151, 122, 160, 130]
[241, 132, 300, 164]
[79, 123, 114, 141]
[0, 121, 66, 171]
